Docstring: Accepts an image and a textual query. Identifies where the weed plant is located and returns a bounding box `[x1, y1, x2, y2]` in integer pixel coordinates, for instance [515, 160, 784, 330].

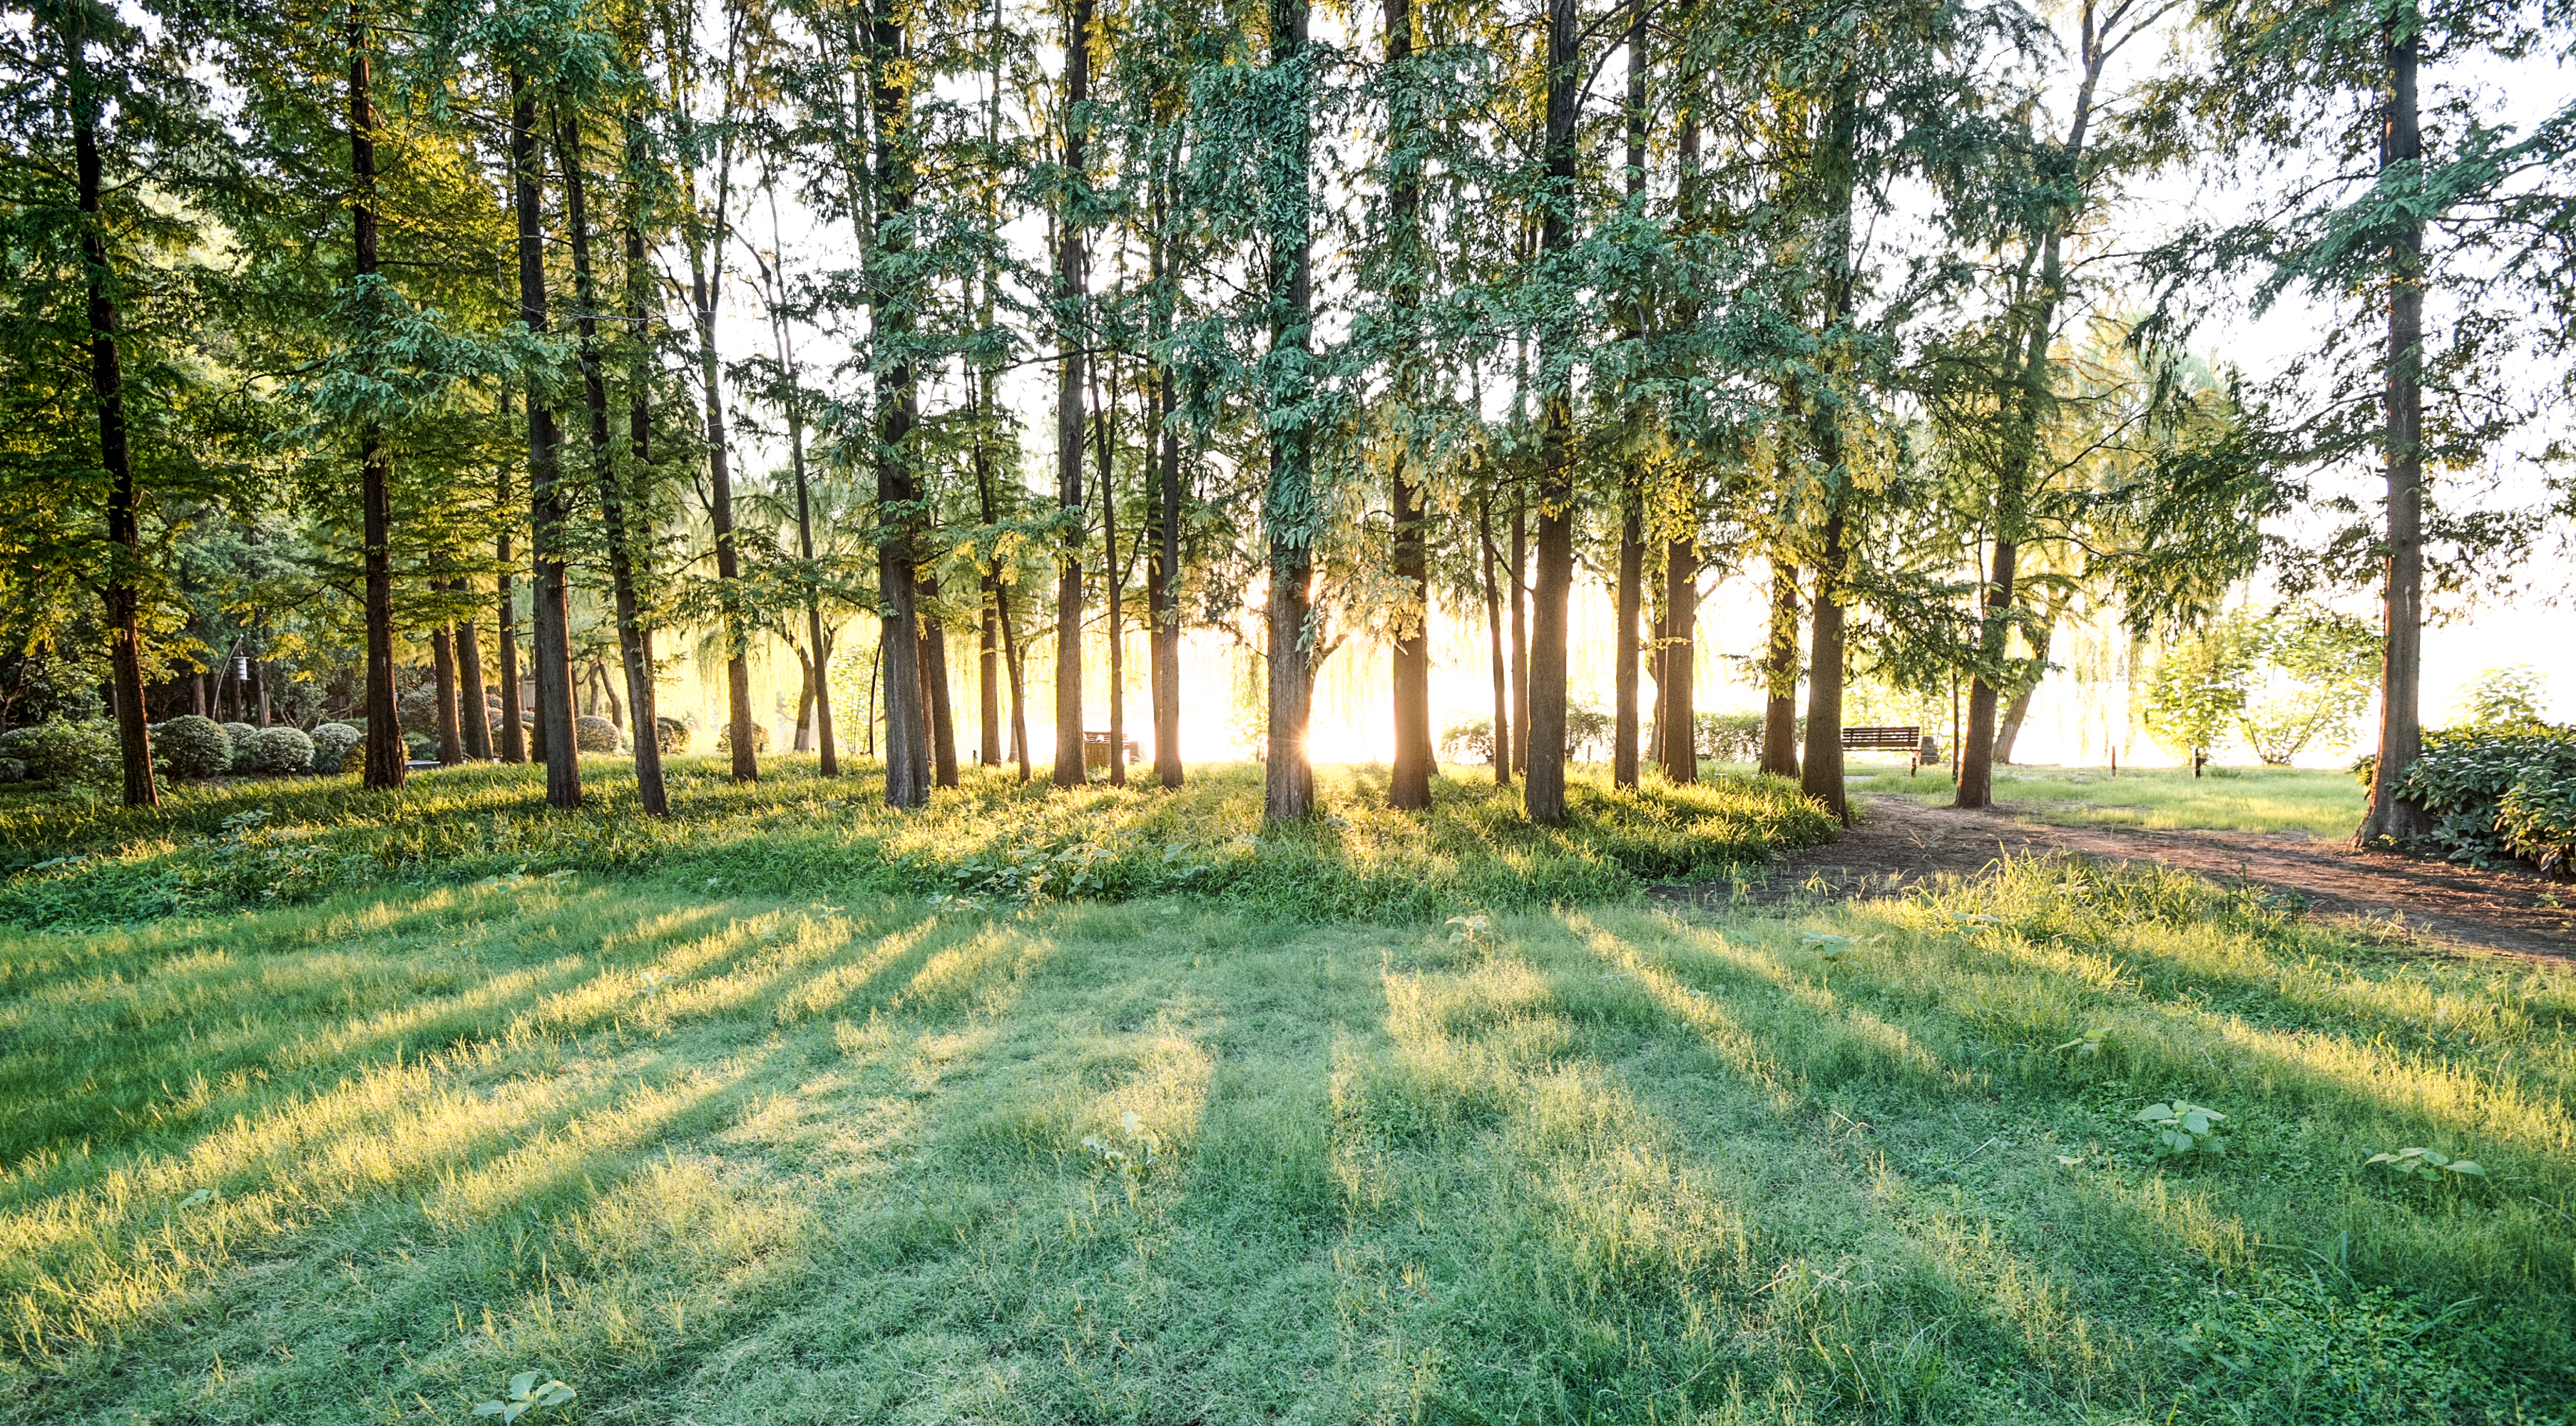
[0, 759, 1832, 930]
[0, 856, 2565, 1422]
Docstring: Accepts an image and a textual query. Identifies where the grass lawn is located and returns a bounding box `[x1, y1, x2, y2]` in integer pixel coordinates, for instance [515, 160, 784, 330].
[3, 762, 2570, 1422]
[1841, 763, 2369, 841]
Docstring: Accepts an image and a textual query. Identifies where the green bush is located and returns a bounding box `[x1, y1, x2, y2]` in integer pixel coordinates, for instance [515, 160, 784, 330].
[0, 720, 120, 786]
[0, 758, 24, 784]
[575, 715, 620, 752]
[309, 723, 363, 775]
[655, 716, 690, 754]
[220, 722, 260, 769]
[244, 726, 315, 774]
[2393, 723, 2576, 876]
[153, 715, 233, 781]
[403, 732, 435, 761]
[714, 719, 767, 754]
[1697, 712, 1764, 761]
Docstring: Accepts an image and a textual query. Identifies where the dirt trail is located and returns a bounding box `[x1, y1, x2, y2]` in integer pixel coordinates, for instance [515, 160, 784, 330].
[1667, 795, 2575, 960]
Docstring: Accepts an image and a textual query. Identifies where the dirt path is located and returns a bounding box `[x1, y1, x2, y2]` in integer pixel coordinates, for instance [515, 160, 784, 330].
[1670, 796, 2576, 960]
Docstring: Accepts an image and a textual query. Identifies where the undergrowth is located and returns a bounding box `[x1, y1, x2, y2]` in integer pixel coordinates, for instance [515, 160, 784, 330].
[0, 759, 1833, 930]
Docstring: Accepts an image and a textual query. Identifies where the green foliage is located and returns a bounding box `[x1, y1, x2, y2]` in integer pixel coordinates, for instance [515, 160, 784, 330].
[0, 759, 23, 785]
[153, 716, 232, 781]
[1080, 1111, 1162, 1204]
[2142, 622, 2254, 760]
[242, 726, 314, 775]
[574, 717, 620, 754]
[1696, 712, 1764, 761]
[0, 719, 119, 787]
[2366, 1147, 2488, 1186]
[308, 723, 362, 776]
[220, 723, 260, 770]
[0, 761, 1834, 930]
[471, 1372, 576, 1422]
[1438, 716, 1496, 764]
[2393, 724, 2576, 875]
[2237, 607, 2379, 764]
[2455, 666, 2550, 731]
[655, 717, 690, 755]
[715, 720, 768, 754]
[2135, 1099, 2228, 1157]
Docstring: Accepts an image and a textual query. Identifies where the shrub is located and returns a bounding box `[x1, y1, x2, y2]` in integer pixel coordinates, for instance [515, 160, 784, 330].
[310, 722, 363, 775]
[1696, 712, 1765, 761]
[154, 715, 234, 780]
[1439, 715, 1496, 764]
[714, 719, 767, 754]
[655, 716, 690, 754]
[244, 726, 315, 774]
[575, 715, 621, 752]
[396, 687, 444, 736]
[2393, 723, 2576, 876]
[0, 758, 24, 784]
[403, 732, 436, 761]
[220, 722, 260, 769]
[0, 719, 121, 786]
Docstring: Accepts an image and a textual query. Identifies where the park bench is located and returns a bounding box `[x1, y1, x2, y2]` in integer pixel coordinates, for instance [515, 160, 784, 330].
[1081, 730, 1141, 771]
[1841, 724, 1935, 774]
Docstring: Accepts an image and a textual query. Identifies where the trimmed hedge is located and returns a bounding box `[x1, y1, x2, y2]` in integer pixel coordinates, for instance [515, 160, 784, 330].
[575, 716, 620, 752]
[0, 720, 119, 786]
[155, 716, 234, 780]
[244, 726, 315, 774]
[310, 723, 363, 775]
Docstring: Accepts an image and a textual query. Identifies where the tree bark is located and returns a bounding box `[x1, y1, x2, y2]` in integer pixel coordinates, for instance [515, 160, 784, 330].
[352, 25, 405, 791]
[2358, 4, 2431, 847]
[1609, 0, 1646, 792]
[64, 15, 155, 806]
[1052, 0, 1093, 789]
[1800, 502, 1851, 823]
[1523, 0, 1580, 824]
[456, 582, 493, 758]
[870, 0, 929, 808]
[1760, 553, 1799, 777]
[921, 577, 959, 787]
[431, 615, 464, 763]
[554, 110, 666, 816]
[1150, 211, 1185, 789]
[1385, 0, 1433, 811]
[1798, 86, 1860, 824]
[512, 73, 578, 806]
[494, 401, 524, 764]
[680, 42, 759, 784]
[1096, 365, 1126, 787]
[1478, 491, 1512, 784]
[1262, 0, 1317, 821]
[1509, 504, 1528, 774]
[775, 278, 837, 774]
[1660, 537, 1697, 784]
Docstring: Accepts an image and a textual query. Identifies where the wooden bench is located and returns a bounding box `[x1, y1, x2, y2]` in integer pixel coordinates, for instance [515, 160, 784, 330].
[1841, 724, 1930, 774]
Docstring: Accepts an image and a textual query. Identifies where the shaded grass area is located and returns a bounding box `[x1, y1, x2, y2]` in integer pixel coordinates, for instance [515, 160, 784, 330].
[3, 857, 2568, 1422]
[1844, 763, 2367, 840]
[0, 759, 1832, 931]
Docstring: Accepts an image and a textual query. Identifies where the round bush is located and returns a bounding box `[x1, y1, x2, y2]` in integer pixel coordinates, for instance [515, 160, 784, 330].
[403, 732, 435, 761]
[715, 719, 769, 754]
[575, 715, 621, 752]
[155, 715, 234, 780]
[310, 722, 363, 775]
[0, 720, 121, 786]
[245, 725, 315, 774]
[655, 715, 690, 754]
[220, 722, 260, 768]
[0, 757, 25, 784]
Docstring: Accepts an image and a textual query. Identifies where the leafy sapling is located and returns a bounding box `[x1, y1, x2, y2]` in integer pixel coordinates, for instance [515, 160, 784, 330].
[1083, 1111, 1162, 1203]
[2366, 1147, 2488, 1185]
[473, 1372, 576, 1422]
[2135, 1101, 2227, 1157]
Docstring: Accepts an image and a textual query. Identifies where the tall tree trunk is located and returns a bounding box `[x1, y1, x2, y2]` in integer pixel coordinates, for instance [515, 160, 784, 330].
[431, 615, 464, 763]
[680, 41, 759, 784]
[1660, 538, 1698, 784]
[1800, 503, 1851, 823]
[1096, 365, 1126, 787]
[979, 590, 1002, 766]
[513, 73, 578, 806]
[1051, 0, 1093, 789]
[554, 110, 666, 815]
[870, 0, 929, 808]
[1002, 581, 1031, 782]
[1478, 491, 1512, 784]
[456, 582, 493, 758]
[1608, 0, 1647, 793]
[1509, 504, 1528, 773]
[973, 389, 1008, 771]
[1524, 0, 1580, 824]
[921, 577, 959, 787]
[64, 16, 155, 806]
[1262, 0, 1317, 821]
[2359, 4, 2429, 846]
[1384, 0, 1433, 810]
[494, 413, 525, 763]
[1798, 86, 1860, 825]
[351, 24, 405, 791]
[794, 652, 815, 751]
[1759, 553, 1799, 776]
[1150, 213, 1185, 789]
[775, 277, 837, 775]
